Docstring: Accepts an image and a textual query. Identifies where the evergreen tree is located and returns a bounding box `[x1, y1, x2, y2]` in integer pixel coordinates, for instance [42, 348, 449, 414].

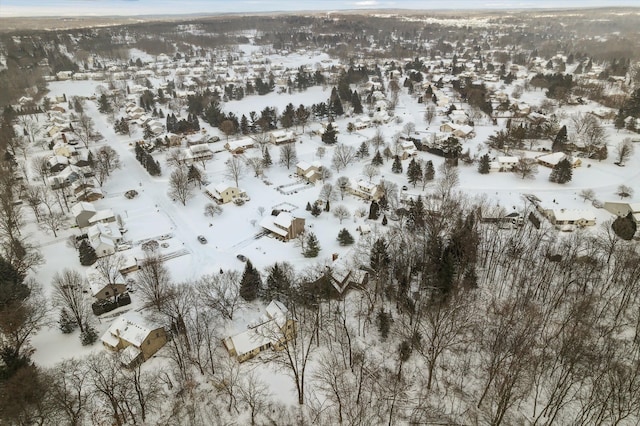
[549, 158, 573, 183]
[329, 87, 344, 116]
[352, 91, 363, 114]
[369, 200, 380, 220]
[311, 203, 322, 217]
[325, 200, 330, 212]
[0, 255, 29, 308]
[594, 145, 608, 161]
[371, 150, 384, 166]
[382, 215, 388, 226]
[614, 108, 626, 130]
[306, 201, 312, 211]
[321, 123, 338, 144]
[552, 125, 568, 152]
[377, 309, 391, 339]
[407, 158, 422, 187]
[78, 239, 97, 266]
[392, 155, 403, 173]
[80, 326, 98, 345]
[357, 141, 370, 158]
[263, 262, 292, 302]
[370, 238, 390, 274]
[59, 308, 77, 334]
[478, 153, 491, 174]
[337, 228, 354, 246]
[303, 233, 321, 258]
[240, 260, 262, 301]
[262, 147, 272, 167]
[187, 165, 202, 187]
[97, 94, 111, 114]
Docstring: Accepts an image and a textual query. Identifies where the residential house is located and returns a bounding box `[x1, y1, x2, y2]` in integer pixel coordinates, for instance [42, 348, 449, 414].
[88, 222, 122, 257]
[348, 179, 383, 201]
[260, 211, 305, 241]
[86, 268, 127, 301]
[224, 138, 254, 154]
[70, 202, 98, 228]
[544, 208, 596, 228]
[101, 312, 167, 367]
[603, 201, 640, 224]
[204, 182, 247, 204]
[185, 144, 213, 164]
[269, 130, 296, 145]
[489, 156, 519, 172]
[223, 300, 296, 363]
[48, 155, 69, 173]
[295, 161, 322, 183]
[536, 152, 582, 169]
[399, 140, 418, 160]
[354, 116, 371, 130]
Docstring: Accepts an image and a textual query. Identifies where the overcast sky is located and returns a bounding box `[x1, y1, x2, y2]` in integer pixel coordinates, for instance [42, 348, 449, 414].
[0, 0, 637, 17]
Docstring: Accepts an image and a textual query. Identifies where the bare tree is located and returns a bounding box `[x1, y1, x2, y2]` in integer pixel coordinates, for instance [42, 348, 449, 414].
[279, 144, 298, 170]
[370, 128, 385, 152]
[168, 167, 192, 205]
[23, 185, 43, 222]
[579, 188, 596, 202]
[271, 303, 320, 405]
[336, 176, 350, 200]
[48, 358, 90, 426]
[239, 371, 271, 426]
[319, 183, 337, 202]
[363, 164, 380, 182]
[403, 122, 416, 137]
[195, 271, 244, 320]
[512, 156, 538, 180]
[136, 249, 172, 311]
[615, 184, 634, 199]
[424, 103, 436, 126]
[18, 115, 41, 146]
[333, 205, 351, 224]
[615, 138, 634, 165]
[75, 112, 95, 149]
[332, 144, 357, 172]
[204, 203, 222, 218]
[40, 210, 65, 238]
[51, 269, 90, 333]
[166, 148, 188, 168]
[436, 162, 460, 199]
[225, 156, 245, 188]
[245, 156, 264, 177]
[220, 120, 236, 141]
[316, 146, 326, 159]
[30, 155, 50, 184]
[85, 353, 131, 426]
[94, 255, 125, 287]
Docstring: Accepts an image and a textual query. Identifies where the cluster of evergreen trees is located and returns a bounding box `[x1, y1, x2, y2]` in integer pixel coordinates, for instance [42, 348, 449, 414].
[113, 117, 130, 135]
[166, 113, 200, 134]
[134, 142, 161, 176]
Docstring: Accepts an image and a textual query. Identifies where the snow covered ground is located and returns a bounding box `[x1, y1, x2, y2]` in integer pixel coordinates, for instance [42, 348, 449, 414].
[20, 53, 640, 414]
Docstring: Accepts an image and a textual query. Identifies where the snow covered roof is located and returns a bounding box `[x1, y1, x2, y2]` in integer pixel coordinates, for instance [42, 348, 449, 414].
[71, 201, 97, 216]
[101, 312, 160, 348]
[228, 300, 290, 356]
[551, 209, 596, 222]
[88, 209, 115, 224]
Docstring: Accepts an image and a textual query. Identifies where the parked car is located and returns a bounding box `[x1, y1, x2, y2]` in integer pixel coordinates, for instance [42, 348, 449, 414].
[197, 235, 207, 244]
[236, 254, 247, 262]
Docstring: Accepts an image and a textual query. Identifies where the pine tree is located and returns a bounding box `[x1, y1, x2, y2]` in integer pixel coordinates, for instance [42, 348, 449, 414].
[424, 160, 435, 181]
[407, 158, 422, 187]
[478, 153, 491, 174]
[187, 165, 202, 187]
[357, 141, 370, 158]
[321, 123, 338, 144]
[311, 203, 322, 217]
[59, 308, 77, 334]
[80, 326, 98, 345]
[372, 150, 384, 166]
[98, 94, 111, 114]
[369, 200, 380, 220]
[382, 215, 388, 226]
[614, 108, 626, 130]
[377, 309, 391, 339]
[370, 237, 390, 274]
[262, 147, 272, 167]
[306, 202, 312, 211]
[303, 232, 321, 257]
[552, 125, 568, 152]
[352, 91, 363, 114]
[337, 228, 355, 245]
[392, 155, 403, 173]
[240, 260, 262, 301]
[549, 158, 573, 183]
[79, 239, 97, 266]
[263, 262, 292, 302]
[325, 200, 330, 212]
